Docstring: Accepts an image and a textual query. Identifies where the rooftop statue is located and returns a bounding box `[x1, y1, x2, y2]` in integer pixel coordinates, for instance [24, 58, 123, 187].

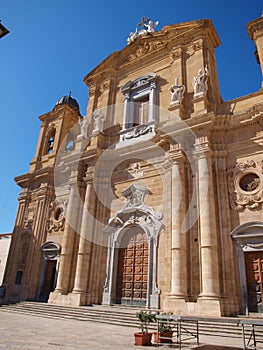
[127, 17, 159, 44]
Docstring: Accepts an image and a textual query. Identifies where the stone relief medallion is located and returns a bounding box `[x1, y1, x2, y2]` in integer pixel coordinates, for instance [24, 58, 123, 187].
[228, 160, 263, 211]
[46, 201, 66, 232]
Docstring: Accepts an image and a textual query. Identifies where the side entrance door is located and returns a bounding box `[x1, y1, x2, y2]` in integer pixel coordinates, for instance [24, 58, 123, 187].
[39, 260, 57, 301]
[245, 251, 263, 313]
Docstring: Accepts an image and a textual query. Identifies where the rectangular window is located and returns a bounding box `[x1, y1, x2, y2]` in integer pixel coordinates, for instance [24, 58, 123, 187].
[133, 97, 149, 126]
[15, 270, 23, 285]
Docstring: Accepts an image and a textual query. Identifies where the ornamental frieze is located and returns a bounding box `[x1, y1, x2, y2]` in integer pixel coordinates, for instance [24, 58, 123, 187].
[128, 41, 167, 62]
[227, 159, 263, 211]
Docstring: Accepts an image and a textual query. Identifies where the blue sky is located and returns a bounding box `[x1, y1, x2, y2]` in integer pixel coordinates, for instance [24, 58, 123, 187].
[0, 1, 262, 233]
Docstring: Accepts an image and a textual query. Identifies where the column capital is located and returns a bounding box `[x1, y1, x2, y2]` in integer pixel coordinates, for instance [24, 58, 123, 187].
[169, 144, 186, 161]
[193, 141, 212, 159]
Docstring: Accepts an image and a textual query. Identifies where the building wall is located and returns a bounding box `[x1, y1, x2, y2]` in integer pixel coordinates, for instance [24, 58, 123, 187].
[2, 16, 263, 316]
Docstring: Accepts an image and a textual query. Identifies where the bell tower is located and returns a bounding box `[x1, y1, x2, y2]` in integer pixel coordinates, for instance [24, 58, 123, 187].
[2, 94, 81, 303]
[30, 94, 81, 172]
[247, 14, 263, 83]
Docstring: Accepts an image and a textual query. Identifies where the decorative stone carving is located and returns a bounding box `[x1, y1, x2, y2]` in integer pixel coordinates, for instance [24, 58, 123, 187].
[129, 163, 144, 178]
[46, 201, 66, 233]
[109, 184, 163, 227]
[193, 65, 209, 96]
[187, 40, 203, 56]
[92, 110, 105, 135]
[24, 208, 35, 228]
[228, 159, 263, 211]
[128, 41, 166, 61]
[171, 48, 182, 60]
[170, 77, 185, 105]
[127, 17, 159, 44]
[46, 207, 65, 233]
[121, 124, 154, 141]
[88, 86, 96, 97]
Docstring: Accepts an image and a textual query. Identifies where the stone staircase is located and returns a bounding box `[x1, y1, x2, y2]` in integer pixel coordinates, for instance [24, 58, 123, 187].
[1, 301, 263, 346]
[0, 301, 146, 328]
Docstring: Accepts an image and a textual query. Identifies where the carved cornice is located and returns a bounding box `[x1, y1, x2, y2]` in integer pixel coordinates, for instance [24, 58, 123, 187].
[247, 16, 263, 40]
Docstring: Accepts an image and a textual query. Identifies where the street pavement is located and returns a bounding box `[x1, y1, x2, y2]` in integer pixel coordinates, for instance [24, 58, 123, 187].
[0, 309, 244, 349]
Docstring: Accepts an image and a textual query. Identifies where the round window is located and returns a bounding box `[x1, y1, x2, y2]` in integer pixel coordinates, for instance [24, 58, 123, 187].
[239, 173, 260, 192]
[54, 207, 63, 221]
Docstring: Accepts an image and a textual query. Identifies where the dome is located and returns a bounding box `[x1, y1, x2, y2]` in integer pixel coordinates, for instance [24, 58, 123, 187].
[55, 94, 79, 112]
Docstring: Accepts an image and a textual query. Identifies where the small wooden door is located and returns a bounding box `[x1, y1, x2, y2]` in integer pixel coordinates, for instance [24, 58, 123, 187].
[116, 228, 148, 306]
[39, 260, 57, 301]
[245, 251, 263, 313]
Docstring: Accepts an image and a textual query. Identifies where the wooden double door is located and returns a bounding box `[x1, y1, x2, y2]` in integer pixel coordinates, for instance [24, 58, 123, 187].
[245, 251, 263, 313]
[116, 228, 148, 306]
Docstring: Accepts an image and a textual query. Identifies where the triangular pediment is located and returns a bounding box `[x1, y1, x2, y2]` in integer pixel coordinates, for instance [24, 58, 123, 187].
[84, 18, 220, 86]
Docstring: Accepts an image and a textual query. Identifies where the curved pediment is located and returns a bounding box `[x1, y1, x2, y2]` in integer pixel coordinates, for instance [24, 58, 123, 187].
[121, 73, 157, 92]
[230, 221, 263, 240]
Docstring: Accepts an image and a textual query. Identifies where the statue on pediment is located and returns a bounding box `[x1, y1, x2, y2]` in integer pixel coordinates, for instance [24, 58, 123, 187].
[79, 117, 89, 139]
[92, 110, 105, 135]
[193, 65, 209, 95]
[170, 77, 185, 104]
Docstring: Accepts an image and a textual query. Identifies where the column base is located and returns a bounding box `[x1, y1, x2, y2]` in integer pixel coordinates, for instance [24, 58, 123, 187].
[48, 291, 90, 306]
[199, 292, 220, 299]
[163, 296, 222, 317]
[102, 291, 113, 306]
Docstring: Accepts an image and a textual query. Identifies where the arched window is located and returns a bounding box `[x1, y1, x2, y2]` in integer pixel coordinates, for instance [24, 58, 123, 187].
[65, 132, 75, 153]
[44, 128, 56, 155]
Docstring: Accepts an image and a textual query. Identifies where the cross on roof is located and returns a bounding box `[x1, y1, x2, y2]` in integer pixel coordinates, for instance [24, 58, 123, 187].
[137, 16, 150, 30]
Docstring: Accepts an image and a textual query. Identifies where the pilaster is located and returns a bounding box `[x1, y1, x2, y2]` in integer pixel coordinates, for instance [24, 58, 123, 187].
[49, 171, 79, 298]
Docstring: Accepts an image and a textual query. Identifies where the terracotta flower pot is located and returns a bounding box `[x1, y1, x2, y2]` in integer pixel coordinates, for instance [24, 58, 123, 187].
[153, 331, 173, 343]
[134, 332, 152, 346]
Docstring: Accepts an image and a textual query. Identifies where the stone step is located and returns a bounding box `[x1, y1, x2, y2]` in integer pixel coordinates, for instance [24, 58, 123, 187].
[0, 301, 147, 328]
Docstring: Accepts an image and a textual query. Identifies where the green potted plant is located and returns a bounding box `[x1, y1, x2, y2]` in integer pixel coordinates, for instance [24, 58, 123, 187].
[153, 312, 174, 344]
[134, 310, 156, 346]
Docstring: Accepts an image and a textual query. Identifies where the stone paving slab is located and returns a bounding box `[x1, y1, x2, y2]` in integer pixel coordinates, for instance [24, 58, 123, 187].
[0, 310, 244, 349]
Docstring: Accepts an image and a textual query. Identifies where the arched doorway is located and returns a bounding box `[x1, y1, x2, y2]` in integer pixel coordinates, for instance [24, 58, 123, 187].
[116, 227, 148, 306]
[38, 242, 61, 301]
[102, 184, 163, 308]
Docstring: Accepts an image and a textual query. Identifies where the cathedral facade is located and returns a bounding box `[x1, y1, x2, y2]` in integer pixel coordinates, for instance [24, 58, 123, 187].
[2, 16, 263, 317]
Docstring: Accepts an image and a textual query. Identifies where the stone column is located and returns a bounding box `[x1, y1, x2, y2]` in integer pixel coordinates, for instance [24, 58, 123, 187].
[170, 151, 187, 298]
[123, 93, 130, 129]
[72, 179, 94, 304]
[149, 82, 157, 122]
[195, 143, 220, 298]
[53, 176, 79, 295]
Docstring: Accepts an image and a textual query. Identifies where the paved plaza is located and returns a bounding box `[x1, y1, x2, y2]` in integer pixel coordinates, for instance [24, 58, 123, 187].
[0, 309, 245, 349]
